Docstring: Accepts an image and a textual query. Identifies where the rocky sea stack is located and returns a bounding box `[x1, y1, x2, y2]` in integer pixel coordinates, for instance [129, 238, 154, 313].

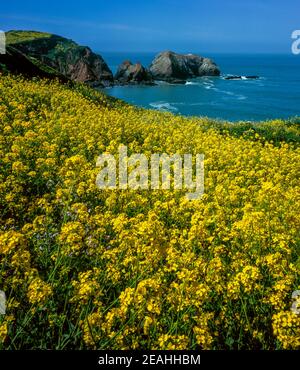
[114, 60, 154, 85]
[149, 51, 220, 83]
[2, 30, 114, 87]
[1, 32, 222, 87]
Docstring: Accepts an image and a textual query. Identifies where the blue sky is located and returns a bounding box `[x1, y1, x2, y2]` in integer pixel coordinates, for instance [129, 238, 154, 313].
[1, 0, 299, 53]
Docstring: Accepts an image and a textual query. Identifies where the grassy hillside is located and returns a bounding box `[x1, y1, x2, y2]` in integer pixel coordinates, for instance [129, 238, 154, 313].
[6, 30, 53, 45]
[2, 30, 76, 79]
[0, 75, 299, 349]
[0, 31, 72, 81]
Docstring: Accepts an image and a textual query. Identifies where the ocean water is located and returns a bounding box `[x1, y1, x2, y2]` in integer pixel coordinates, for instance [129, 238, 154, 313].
[100, 52, 300, 122]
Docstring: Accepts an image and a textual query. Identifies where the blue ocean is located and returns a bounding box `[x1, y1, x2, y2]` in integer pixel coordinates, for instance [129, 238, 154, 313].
[100, 52, 300, 122]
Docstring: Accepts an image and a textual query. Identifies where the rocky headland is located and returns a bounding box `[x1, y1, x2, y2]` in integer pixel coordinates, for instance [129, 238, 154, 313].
[1, 30, 114, 87]
[1, 31, 227, 86]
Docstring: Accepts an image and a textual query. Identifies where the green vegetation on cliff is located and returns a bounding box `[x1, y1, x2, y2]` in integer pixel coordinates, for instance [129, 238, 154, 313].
[1, 30, 113, 86]
[6, 30, 53, 45]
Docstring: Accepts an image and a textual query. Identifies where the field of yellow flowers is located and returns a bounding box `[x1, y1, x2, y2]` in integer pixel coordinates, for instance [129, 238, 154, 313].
[0, 75, 299, 349]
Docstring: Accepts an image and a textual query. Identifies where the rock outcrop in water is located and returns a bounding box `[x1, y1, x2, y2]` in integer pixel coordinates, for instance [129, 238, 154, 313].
[2, 31, 114, 87]
[149, 51, 220, 83]
[224, 75, 259, 80]
[114, 60, 154, 85]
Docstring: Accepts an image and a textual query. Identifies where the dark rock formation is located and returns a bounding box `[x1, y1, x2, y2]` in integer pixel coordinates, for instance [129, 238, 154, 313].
[149, 51, 220, 83]
[224, 75, 259, 80]
[4, 31, 113, 87]
[114, 60, 154, 85]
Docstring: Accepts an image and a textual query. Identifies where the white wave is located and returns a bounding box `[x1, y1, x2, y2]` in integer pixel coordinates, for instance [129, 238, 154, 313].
[221, 94, 247, 101]
[189, 102, 207, 106]
[185, 81, 199, 85]
[149, 102, 178, 112]
[222, 74, 261, 81]
[218, 90, 236, 96]
[171, 102, 185, 106]
[218, 89, 247, 100]
[202, 81, 216, 90]
[155, 80, 172, 85]
[204, 84, 216, 90]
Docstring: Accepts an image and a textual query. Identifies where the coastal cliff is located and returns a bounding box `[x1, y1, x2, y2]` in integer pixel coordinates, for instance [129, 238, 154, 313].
[1, 30, 114, 87]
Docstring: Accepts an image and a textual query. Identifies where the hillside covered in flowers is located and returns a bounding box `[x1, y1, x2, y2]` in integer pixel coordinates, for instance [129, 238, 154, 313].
[0, 75, 299, 349]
